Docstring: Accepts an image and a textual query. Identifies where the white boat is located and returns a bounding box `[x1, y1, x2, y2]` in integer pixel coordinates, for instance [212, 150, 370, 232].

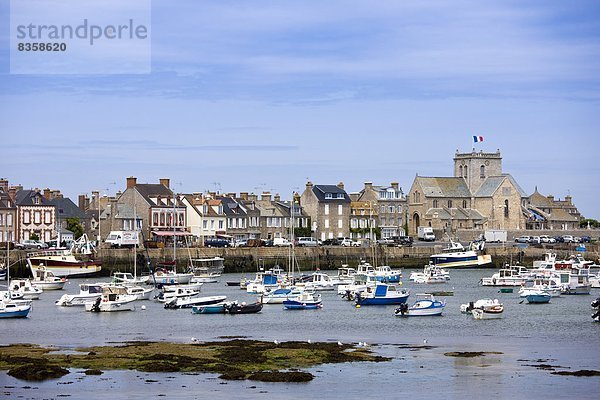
[246, 268, 287, 294]
[189, 257, 225, 283]
[330, 266, 357, 286]
[260, 287, 303, 304]
[152, 261, 194, 286]
[461, 298, 504, 319]
[112, 272, 150, 285]
[395, 293, 445, 317]
[372, 265, 402, 283]
[355, 283, 410, 306]
[26, 234, 102, 277]
[410, 264, 450, 284]
[84, 286, 137, 312]
[0, 295, 32, 318]
[481, 265, 531, 287]
[430, 241, 492, 269]
[56, 283, 104, 306]
[337, 273, 379, 299]
[9, 279, 43, 300]
[283, 291, 322, 310]
[297, 271, 335, 291]
[164, 295, 227, 309]
[124, 285, 154, 300]
[30, 266, 66, 290]
[555, 259, 591, 295]
[156, 286, 201, 303]
[518, 277, 562, 298]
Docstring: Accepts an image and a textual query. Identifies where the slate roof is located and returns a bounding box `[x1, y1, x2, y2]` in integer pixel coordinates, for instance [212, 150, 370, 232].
[0, 192, 15, 208]
[424, 207, 487, 222]
[219, 197, 247, 216]
[312, 185, 351, 203]
[528, 189, 553, 207]
[416, 177, 470, 198]
[548, 208, 578, 222]
[15, 190, 54, 206]
[113, 204, 142, 220]
[474, 176, 506, 197]
[49, 197, 86, 220]
[134, 184, 179, 207]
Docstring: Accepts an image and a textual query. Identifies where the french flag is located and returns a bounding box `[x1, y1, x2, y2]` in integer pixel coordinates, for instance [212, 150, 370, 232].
[473, 135, 484, 143]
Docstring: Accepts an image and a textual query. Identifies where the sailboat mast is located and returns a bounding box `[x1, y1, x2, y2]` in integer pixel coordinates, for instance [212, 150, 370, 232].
[173, 192, 176, 265]
[133, 202, 137, 280]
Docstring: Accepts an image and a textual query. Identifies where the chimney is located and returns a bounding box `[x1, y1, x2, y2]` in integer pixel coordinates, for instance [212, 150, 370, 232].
[43, 188, 51, 200]
[261, 192, 272, 201]
[126, 176, 137, 189]
[364, 182, 373, 191]
[547, 195, 554, 202]
[239, 192, 248, 200]
[274, 193, 281, 202]
[565, 195, 572, 204]
[391, 182, 399, 190]
[78, 194, 86, 210]
[305, 181, 313, 192]
[337, 181, 345, 190]
[248, 193, 258, 201]
[0, 178, 8, 193]
[159, 178, 170, 188]
[8, 187, 16, 202]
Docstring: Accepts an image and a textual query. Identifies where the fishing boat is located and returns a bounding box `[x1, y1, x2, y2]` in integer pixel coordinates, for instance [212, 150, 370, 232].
[260, 287, 303, 304]
[84, 286, 137, 312]
[189, 257, 225, 283]
[525, 290, 551, 304]
[555, 262, 591, 295]
[164, 295, 227, 309]
[26, 234, 102, 277]
[429, 241, 492, 269]
[112, 272, 150, 286]
[372, 265, 402, 283]
[338, 273, 379, 300]
[461, 299, 504, 319]
[394, 293, 445, 317]
[29, 265, 66, 290]
[224, 301, 263, 314]
[9, 279, 42, 300]
[480, 265, 531, 287]
[152, 261, 194, 286]
[246, 267, 286, 294]
[297, 271, 335, 291]
[283, 291, 322, 310]
[355, 283, 410, 306]
[56, 283, 104, 306]
[518, 277, 561, 298]
[410, 264, 449, 284]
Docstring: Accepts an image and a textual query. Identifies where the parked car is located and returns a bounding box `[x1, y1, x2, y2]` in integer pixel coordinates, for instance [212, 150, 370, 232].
[321, 238, 341, 246]
[296, 237, 318, 247]
[263, 239, 274, 247]
[234, 239, 248, 248]
[16, 240, 48, 250]
[376, 238, 395, 247]
[553, 236, 565, 243]
[580, 236, 592, 243]
[246, 238, 265, 247]
[562, 235, 575, 243]
[514, 236, 531, 243]
[539, 235, 556, 244]
[204, 238, 231, 248]
[529, 236, 541, 244]
[273, 238, 292, 247]
[340, 238, 360, 247]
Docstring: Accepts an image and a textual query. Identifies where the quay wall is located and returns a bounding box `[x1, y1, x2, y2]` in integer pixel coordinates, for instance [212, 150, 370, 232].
[3, 242, 598, 277]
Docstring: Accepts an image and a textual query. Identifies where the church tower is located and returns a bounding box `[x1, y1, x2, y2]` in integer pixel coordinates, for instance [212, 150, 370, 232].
[453, 149, 502, 194]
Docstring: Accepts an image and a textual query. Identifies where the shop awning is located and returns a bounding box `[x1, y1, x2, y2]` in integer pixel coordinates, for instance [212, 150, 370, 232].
[152, 231, 193, 236]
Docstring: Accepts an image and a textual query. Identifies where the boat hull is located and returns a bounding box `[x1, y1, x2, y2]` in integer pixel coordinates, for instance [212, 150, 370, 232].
[28, 258, 102, 278]
[85, 297, 136, 312]
[472, 307, 503, 319]
[526, 294, 551, 304]
[0, 303, 31, 318]
[192, 303, 227, 314]
[283, 300, 322, 310]
[56, 293, 101, 306]
[431, 254, 492, 269]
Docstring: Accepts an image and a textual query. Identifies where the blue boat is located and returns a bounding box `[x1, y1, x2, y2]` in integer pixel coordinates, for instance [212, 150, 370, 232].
[0, 299, 31, 318]
[355, 283, 409, 306]
[191, 302, 228, 314]
[526, 291, 551, 304]
[283, 292, 322, 310]
[395, 294, 445, 317]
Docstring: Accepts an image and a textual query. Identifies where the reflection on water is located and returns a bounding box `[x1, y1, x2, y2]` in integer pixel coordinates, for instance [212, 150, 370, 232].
[1, 269, 599, 398]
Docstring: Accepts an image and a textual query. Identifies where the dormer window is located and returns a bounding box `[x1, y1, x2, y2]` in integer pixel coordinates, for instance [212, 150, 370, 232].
[337, 193, 344, 199]
[325, 193, 333, 199]
[34, 196, 40, 205]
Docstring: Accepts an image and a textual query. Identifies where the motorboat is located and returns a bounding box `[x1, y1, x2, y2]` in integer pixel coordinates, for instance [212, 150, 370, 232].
[283, 291, 322, 310]
[429, 241, 492, 268]
[330, 266, 357, 286]
[518, 277, 561, 298]
[260, 287, 303, 304]
[480, 265, 531, 287]
[525, 290, 551, 304]
[191, 302, 228, 314]
[112, 272, 150, 285]
[355, 283, 410, 306]
[155, 286, 201, 303]
[224, 301, 263, 314]
[152, 262, 194, 286]
[122, 285, 154, 300]
[30, 265, 66, 290]
[246, 268, 287, 294]
[555, 261, 591, 295]
[85, 286, 137, 312]
[297, 271, 335, 291]
[164, 295, 227, 309]
[460, 298, 504, 319]
[189, 257, 225, 283]
[0, 296, 31, 318]
[26, 234, 102, 277]
[56, 283, 104, 306]
[372, 265, 402, 283]
[9, 279, 42, 300]
[190, 268, 221, 283]
[337, 273, 379, 300]
[394, 293, 445, 317]
[410, 264, 450, 284]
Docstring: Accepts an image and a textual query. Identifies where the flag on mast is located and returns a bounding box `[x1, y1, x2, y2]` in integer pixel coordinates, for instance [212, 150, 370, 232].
[473, 135, 484, 143]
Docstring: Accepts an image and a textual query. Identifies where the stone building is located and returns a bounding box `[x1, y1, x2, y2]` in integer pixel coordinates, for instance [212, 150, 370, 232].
[352, 182, 406, 238]
[0, 179, 17, 244]
[300, 182, 351, 241]
[525, 188, 581, 230]
[14, 189, 56, 243]
[408, 150, 528, 235]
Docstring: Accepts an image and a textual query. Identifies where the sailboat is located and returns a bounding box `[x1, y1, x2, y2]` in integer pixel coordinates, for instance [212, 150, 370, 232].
[0, 242, 32, 318]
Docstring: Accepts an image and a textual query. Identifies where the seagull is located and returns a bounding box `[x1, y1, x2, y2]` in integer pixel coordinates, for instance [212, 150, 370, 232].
[423, 339, 428, 344]
[307, 339, 312, 344]
[337, 341, 343, 346]
[191, 337, 198, 343]
[274, 339, 279, 345]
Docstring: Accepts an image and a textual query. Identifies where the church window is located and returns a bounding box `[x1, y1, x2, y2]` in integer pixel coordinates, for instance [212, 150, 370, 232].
[480, 165, 485, 178]
[504, 199, 509, 218]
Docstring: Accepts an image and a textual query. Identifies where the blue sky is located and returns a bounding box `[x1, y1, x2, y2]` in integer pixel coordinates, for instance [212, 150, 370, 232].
[1, 0, 599, 217]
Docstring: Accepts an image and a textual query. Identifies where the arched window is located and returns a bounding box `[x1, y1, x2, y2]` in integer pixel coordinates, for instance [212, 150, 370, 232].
[480, 165, 485, 178]
[459, 165, 463, 177]
[504, 199, 509, 218]
[464, 166, 468, 178]
[448, 200, 453, 208]
[433, 200, 438, 208]
[462, 200, 467, 208]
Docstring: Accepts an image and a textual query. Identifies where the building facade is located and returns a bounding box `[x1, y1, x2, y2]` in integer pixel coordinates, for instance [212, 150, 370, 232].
[15, 189, 56, 243]
[0, 179, 16, 244]
[300, 182, 351, 241]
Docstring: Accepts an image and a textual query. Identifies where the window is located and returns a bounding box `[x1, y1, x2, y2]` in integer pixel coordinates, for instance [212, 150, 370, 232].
[388, 206, 394, 213]
[7, 214, 12, 227]
[324, 204, 329, 215]
[160, 213, 165, 226]
[338, 219, 342, 228]
[338, 205, 343, 215]
[324, 219, 329, 229]
[153, 212, 159, 226]
[203, 220, 207, 229]
[504, 199, 509, 218]
[45, 211, 51, 224]
[464, 166, 468, 179]
[448, 200, 453, 208]
[24, 211, 30, 224]
[337, 193, 344, 199]
[325, 193, 333, 199]
[480, 165, 485, 178]
[433, 200, 438, 208]
[351, 219, 357, 228]
[0, 214, 3, 226]
[459, 165, 463, 177]
[218, 220, 223, 229]
[34, 212, 41, 224]
[462, 200, 467, 208]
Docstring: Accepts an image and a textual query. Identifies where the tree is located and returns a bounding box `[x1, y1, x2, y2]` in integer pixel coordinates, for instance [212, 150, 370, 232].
[66, 217, 84, 239]
[294, 227, 312, 237]
[29, 232, 39, 241]
[579, 218, 599, 229]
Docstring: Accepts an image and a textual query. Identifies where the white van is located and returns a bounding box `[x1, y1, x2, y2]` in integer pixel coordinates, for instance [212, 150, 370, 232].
[296, 237, 318, 247]
[273, 238, 292, 247]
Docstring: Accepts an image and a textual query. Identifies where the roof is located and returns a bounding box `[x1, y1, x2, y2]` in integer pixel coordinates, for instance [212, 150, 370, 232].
[15, 190, 54, 206]
[49, 197, 86, 219]
[0, 192, 15, 209]
[474, 176, 506, 197]
[113, 204, 142, 220]
[415, 177, 470, 198]
[548, 208, 578, 222]
[134, 184, 179, 207]
[312, 185, 351, 203]
[424, 207, 487, 221]
[528, 189, 554, 207]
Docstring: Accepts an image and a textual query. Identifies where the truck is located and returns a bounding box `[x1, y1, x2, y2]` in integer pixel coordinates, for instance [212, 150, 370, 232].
[105, 231, 140, 248]
[417, 226, 435, 241]
[484, 230, 507, 243]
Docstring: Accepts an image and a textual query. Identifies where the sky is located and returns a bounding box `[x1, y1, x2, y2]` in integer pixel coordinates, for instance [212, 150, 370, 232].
[1, 0, 599, 217]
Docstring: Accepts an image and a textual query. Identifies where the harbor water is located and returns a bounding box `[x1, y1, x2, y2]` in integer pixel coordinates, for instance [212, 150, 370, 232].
[1, 268, 598, 399]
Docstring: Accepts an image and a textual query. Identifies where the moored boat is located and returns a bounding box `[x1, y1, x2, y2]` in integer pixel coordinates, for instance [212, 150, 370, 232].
[164, 295, 227, 309]
[260, 287, 303, 304]
[525, 290, 551, 304]
[9, 279, 42, 300]
[26, 234, 102, 277]
[395, 293, 445, 317]
[283, 291, 322, 310]
[461, 298, 504, 319]
[0, 296, 31, 318]
[355, 283, 409, 306]
[191, 302, 228, 314]
[56, 283, 104, 306]
[30, 265, 66, 290]
[84, 286, 137, 312]
[430, 241, 492, 269]
[224, 301, 263, 314]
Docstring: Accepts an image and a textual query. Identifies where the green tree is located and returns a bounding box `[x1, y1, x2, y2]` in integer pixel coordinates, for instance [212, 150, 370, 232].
[579, 218, 599, 229]
[294, 227, 312, 237]
[29, 232, 39, 241]
[66, 217, 84, 239]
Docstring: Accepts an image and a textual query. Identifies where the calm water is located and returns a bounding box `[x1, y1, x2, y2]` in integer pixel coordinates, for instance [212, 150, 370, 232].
[1, 269, 599, 399]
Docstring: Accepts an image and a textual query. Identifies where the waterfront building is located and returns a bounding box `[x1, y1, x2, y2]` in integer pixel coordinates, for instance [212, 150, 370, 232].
[353, 182, 406, 239]
[0, 179, 17, 244]
[47, 190, 89, 244]
[300, 182, 351, 241]
[525, 188, 581, 230]
[14, 188, 56, 243]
